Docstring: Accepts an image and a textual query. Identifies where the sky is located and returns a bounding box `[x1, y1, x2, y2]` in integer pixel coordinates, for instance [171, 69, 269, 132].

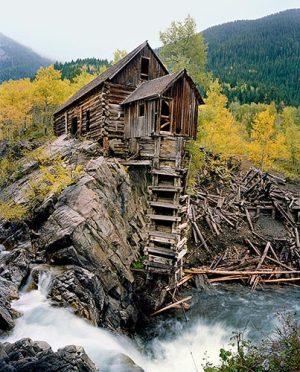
[0, 0, 299, 62]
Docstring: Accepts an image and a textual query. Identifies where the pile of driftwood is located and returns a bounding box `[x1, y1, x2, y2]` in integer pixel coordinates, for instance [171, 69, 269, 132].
[189, 158, 300, 289]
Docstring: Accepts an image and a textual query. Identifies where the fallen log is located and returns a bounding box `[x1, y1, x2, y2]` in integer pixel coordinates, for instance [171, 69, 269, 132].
[260, 277, 300, 284]
[209, 275, 249, 283]
[185, 269, 300, 276]
[165, 274, 194, 291]
[150, 296, 192, 316]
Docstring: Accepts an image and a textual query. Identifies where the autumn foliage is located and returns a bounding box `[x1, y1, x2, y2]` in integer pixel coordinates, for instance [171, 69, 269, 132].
[0, 65, 96, 141]
[194, 80, 300, 179]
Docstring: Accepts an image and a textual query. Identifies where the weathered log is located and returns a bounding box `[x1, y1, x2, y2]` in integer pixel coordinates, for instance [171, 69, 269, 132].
[150, 296, 192, 316]
[185, 268, 300, 275]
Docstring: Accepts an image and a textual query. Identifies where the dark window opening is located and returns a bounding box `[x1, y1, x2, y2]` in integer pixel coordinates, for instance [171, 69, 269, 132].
[86, 110, 90, 132]
[160, 99, 171, 132]
[139, 103, 145, 117]
[161, 100, 170, 116]
[71, 117, 78, 136]
[141, 57, 150, 80]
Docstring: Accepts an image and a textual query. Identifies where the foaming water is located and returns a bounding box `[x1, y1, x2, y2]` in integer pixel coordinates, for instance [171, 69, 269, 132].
[2, 272, 146, 371]
[143, 319, 231, 371]
[2, 274, 300, 372]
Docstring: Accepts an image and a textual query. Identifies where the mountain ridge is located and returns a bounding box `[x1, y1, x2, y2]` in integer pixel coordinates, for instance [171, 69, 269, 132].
[0, 32, 52, 82]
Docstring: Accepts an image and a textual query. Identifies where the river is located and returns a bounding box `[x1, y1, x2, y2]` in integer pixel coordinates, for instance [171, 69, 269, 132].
[1, 272, 300, 372]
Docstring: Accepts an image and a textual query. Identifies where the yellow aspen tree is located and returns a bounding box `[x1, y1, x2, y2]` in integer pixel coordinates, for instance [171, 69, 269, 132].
[32, 66, 71, 134]
[198, 80, 246, 158]
[280, 107, 300, 176]
[113, 50, 127, 64]
[0, 79, 33, 140]
[70, 71, 95, 94]
[248, 108, 289, 170]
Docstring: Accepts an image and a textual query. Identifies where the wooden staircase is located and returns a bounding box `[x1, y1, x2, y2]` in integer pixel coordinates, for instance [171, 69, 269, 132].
[144, 136, 189, 285]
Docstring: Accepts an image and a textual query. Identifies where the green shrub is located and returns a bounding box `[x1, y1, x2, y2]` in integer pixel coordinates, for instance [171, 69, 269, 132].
[0, 201, 27, 221]
[203, 314, 300, 372]
[131, 256, 146, 270]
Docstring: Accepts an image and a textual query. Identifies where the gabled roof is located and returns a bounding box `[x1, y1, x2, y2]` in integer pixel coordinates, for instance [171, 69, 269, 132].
[54, 41, 168, 115]
[122, 69, 204, 105]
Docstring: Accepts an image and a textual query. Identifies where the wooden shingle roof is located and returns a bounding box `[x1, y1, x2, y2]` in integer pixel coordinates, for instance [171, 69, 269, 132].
[122, 69, 204, 105]
[54, 41, 168, 115]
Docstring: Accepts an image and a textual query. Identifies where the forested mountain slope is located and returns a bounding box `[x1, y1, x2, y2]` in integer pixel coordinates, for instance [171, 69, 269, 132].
[54, 58, 110, 80]
[203, 9, 300, 106]
[0, 33, 51, 82]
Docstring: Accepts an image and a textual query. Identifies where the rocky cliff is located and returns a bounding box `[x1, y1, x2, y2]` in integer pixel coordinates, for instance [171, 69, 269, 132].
[0, 136, 150, 333]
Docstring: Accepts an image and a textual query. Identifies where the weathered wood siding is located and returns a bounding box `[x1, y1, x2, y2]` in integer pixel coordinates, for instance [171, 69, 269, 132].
[164, 75, 198, 139]
[123, 74, 199, 142]
[124, 99, 157, 138]
[112, 44, 167, 87]
[53, 87, 106, 140]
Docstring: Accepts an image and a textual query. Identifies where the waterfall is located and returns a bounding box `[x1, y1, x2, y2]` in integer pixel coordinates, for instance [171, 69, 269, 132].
[2, 273, 300, 372]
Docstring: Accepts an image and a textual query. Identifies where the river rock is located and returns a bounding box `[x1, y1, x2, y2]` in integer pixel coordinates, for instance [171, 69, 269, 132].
[48, 266, 105, 325]
[0, 338, 98, 371]
[109, 353, 144, 371]
[192, 274, 211, 291]
[0, 278, 19, 331]
[0, 247, 32, 287]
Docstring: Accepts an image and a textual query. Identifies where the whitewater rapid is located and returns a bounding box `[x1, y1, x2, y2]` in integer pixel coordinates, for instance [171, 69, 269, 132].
[2, 272, 300, 371]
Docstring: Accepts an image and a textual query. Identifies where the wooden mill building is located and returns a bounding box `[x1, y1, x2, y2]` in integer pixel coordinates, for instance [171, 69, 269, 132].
[53, 41, 203, 284]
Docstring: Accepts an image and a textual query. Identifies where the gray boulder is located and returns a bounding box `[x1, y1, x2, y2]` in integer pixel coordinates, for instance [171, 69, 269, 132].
[0, 338, 98, 371]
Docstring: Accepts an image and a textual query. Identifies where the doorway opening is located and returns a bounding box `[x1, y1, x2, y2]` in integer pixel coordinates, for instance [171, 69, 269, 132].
[71, 117, 78, 136]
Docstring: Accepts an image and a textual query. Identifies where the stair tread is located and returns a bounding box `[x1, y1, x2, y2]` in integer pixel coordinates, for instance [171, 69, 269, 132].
[151, 168, 181, 177]
[149, 186, 182, 192]
[148, 230, 179, 238]
[150, 201, 180, 209]
[148, 214, 181, 222]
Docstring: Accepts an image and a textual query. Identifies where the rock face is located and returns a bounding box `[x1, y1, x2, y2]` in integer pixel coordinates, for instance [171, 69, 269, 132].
[0, 222, 33, 331]
[35, 155, 147, 331]
[0, 137, 148, 332]
[0, 338, 98, 371]
[0, 277, 19, 331]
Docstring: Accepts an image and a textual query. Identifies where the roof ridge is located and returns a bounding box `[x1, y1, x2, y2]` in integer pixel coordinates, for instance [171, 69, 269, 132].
[54, 41, 157, 115]
[122, 70, 186, 105]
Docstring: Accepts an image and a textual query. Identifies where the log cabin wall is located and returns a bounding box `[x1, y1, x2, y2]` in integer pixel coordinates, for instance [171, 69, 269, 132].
[111, 44, 167, 87]
[53, 87, 106, 141]
[53, 113, 66, 136]
[104, 82, 135, 155]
